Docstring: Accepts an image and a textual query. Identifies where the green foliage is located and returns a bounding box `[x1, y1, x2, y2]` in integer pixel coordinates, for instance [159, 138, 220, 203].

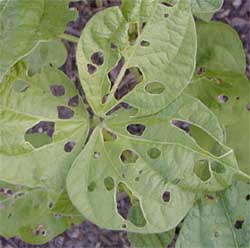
[0, 0, 75, 80]
[176, 181, 250, 248]
[161, 0, 224, 21]
[0, 0, 249, 245]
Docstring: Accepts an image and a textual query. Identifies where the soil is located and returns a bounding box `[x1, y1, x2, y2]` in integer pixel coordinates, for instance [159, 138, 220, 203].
[0, 0, 249, 247]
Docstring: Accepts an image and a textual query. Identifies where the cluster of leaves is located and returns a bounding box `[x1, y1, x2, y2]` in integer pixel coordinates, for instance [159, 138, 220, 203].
[0, 0, 249, 246]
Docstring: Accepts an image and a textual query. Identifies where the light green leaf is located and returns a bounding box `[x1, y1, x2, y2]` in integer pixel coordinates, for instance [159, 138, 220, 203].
[23, 40, 67, 76]
[176, 181, 250, 248]
[0, 64, 88, 189]
[67, 94, 240, 233]
[77, 0, 196, 116]
[0, 0, 75, 81]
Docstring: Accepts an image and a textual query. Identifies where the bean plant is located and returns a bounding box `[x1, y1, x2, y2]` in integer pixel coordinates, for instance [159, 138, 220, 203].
[0, 0, 249, 246]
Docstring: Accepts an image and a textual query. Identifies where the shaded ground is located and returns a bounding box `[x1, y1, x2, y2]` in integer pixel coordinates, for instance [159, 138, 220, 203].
[1, 0, 249, 247]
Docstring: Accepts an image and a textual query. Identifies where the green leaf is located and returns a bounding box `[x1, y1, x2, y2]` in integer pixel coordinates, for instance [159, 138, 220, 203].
[128, 231, 174, 248]
[127, 200, 174, 248]
[0, 182, 83, 244]
[0, 0, 75, 81]
[0, 64, 88, 189]
[77, 0, 196, 116]
[67, 94, 240, 233]
[176, 181, 250, 248]
[23, 40, 67, 76]
[186, 22, 250, 176]
[192, 0, 223, 21]
[196, 21, 246, 75]
[0, 63, 87, 243]
[161, 0, 223, 21]
[187, 74, 250, 176]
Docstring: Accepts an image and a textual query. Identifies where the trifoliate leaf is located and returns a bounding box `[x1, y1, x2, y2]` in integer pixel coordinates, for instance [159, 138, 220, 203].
[67, 94, 241, 233]
[77, 0, 196, 116]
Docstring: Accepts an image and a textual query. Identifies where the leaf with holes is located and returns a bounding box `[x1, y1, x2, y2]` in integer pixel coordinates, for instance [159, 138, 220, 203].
[176, 181, 250, 248]
[0, 63, 87, 242]
[0, 63, 88, 187]
[0, 0, 76, 81]
[186, 21, 250, 176]
[161, 0, 224, 21]
[0, 181, 83, 244]
[66, 92, 245, 233]
[127, 201, 174, 248]
[76, 0, 196, 116]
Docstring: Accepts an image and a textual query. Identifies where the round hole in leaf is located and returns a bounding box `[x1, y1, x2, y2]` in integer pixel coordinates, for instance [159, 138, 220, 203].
[145, 82, 165, 94]
[246, 194, 250, 201]
[122, 224, 127, 229]
[217, 94, 229, 103]
[147, 147, 161, 159]
[197, 67, 206, 75]
[140, 40, 150, 47]
[162, 191, 171, 202]
[104, 177, 115, 191]
[236, 96, 240, 100]
[111, 43, 117, 50]
[50, 85, 65, 97]
[91, 51, 104, 66]
[234, 220, 244, 229]
[164, 13, 169, 18]
[88, 181, 96, 192]
[127, 124, 146, 136]
[25, 121, 55, 148]
[93, 151, 101, 159]
[64, 141, 76, 152]
[87, 64, 97, 74]
[68, 95, 79, 107]
[120, 149, 139, 164]
[57, 106, 74, 119]
[13, 79, 29, 92]
[193, 160, 211, 181]
[48, 202, 54, 209]
[41, 230, 47, 237]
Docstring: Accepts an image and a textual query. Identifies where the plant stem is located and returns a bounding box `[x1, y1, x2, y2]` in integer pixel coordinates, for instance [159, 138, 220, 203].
[59, 33, 79, 43]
